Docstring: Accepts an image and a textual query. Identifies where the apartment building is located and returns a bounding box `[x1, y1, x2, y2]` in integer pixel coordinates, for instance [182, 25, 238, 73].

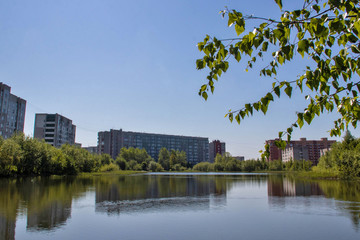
[209, 140, 226, 162]
[266, 138, 336, 165]
[0, 83, 26, 139]
[98, 129, 209, 164]
[34, 113, 76, 147]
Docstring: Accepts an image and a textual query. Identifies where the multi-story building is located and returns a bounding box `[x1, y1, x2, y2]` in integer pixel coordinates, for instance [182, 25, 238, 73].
[266, 138, 336, 165]
[98, 129, 209, 164]
[281, 144, 309, 162]
[0, 83, 26, 139]
[209, 140, 226, 162]
[34, 113, 76, 147]
[233, 156, 245, 161]
[265, 139, 282, 161]
[83, 146, 98, 154]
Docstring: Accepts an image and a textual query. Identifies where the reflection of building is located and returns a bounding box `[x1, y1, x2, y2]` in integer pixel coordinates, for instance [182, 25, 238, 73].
[34, 113, 76, 147]
[27, 201, 72, 230]
[266, 138, 336, 165]
[267, 177, 324, 197]
[209, 140, 226, 162]
[0, 215, 15, 240]
[0, 83, 26, 139]
[98, 129, 209, 164]
[95, 175, 228, 214]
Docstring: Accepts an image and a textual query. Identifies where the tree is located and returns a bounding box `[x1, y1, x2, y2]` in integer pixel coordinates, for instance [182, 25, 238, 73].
[196, 0, 360, 155]
[158, 148, 170, 170]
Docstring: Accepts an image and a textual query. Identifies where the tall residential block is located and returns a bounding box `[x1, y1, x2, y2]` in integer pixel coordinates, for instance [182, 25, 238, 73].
[0, 83, 26, 139]
[98, 129, 209, 164]
[34, 113, 76, 147]
[209, 140, 226, 162]
[266, 138, 336, 165]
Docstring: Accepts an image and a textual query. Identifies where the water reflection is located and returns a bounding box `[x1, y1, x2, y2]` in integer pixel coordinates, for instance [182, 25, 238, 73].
[267, 175, 360, 230]
[94, 175, 230, 215]
[0, 174, 360, 239]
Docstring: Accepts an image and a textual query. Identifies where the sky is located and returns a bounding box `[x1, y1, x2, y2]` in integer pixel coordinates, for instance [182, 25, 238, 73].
[0, 0, 357, 159]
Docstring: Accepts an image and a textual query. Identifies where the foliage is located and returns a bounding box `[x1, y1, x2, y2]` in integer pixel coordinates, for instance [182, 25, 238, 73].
[148, 161, 164, 172]
[115, 147, 154, 171]
[169, 150, 188, 170]
[284, 159, 313, 171]
[158, 147, 170, 170]
[196, 0, 360, 154]
[99, 163, 120, 172]
[193, 161, 214, 172]
[0, 133, 106, 177]
[316, 133, 360, 178]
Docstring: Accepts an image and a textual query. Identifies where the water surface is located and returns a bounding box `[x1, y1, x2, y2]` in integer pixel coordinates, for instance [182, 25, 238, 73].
[1, 173, 359, 240]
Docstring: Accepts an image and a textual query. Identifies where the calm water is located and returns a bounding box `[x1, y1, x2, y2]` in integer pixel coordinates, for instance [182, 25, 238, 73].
[1, 173, 360, 240]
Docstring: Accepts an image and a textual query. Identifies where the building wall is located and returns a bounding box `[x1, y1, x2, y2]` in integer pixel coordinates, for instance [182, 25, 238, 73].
[34, 113, 76, 147]
[98, 129, 209, 164]
[267, 138, 336, 165]
[0, 83, 26, 139]
[83, 146, 98, 154]
[209, 140, 226, 162]
[265, 139, 282, 161]
[282, 144, 309, 162]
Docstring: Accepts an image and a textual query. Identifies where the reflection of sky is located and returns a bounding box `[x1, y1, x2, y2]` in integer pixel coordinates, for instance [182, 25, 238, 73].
[7, 175, 360, 240]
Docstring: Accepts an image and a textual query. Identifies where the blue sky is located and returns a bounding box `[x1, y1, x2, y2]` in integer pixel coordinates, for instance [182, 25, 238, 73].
[0, 0, 356, 159]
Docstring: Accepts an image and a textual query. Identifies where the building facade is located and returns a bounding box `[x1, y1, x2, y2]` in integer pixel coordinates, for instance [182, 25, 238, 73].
[83, 146, 98, 154]
[34, 113, 76, 147]
[98, 129, 209, 164]
[233, 156, 245, 161]
[281, 144, 310, 162]
[266, 138, 336, 165]
[209, 140, 226, 162]
[0, 83, 26, 139]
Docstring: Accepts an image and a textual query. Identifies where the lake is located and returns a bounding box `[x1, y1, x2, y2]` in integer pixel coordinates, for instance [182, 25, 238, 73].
[0, 173, 359, 240]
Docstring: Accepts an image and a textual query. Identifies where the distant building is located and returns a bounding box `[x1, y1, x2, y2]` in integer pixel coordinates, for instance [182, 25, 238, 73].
[74, 143, 82, 148]
[83, 146, 98, 154]
[209, 140, 226, 162]
[98, 129, 209, 164]
[265, 139, 282, 161]
[282, 144, 309, 162]
[0, 83, 26, 139]
[34, 113, 76, 147]
[233, 156, 245, 161]
[266, 138, 336, 165]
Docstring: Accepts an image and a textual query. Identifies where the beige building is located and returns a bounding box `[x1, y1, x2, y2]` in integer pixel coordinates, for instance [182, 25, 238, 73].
[34, 113, 76, 147]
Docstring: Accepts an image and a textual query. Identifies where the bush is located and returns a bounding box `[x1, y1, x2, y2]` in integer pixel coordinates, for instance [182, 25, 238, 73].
[148, 161, 164, 172]
[99, 163, 120, 172]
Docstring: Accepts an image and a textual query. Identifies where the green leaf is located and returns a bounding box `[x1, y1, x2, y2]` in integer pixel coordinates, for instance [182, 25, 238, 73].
[274, 86, 280, 97]
[274, 0, 283, 10]
[284, 85, 293, 97]
[202, 92, 208, 100]
[235, 21, 245, 36]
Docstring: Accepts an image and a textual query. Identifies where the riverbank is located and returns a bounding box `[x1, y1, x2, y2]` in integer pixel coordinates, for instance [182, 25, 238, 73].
[79, 170, 145, 177]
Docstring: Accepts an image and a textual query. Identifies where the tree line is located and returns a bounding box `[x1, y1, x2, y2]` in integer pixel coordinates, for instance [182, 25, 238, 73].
[2, 132, 359, 178]
[0, 134, 190, 177]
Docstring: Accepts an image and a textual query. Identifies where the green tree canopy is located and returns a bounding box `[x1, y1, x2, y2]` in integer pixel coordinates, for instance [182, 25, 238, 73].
[196, 0, 360, 154]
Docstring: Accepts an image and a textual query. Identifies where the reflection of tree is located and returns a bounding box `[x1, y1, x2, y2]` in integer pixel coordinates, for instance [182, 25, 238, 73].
[0, 179, 20, 240]
[317, 181, 360, 231]
[267, 175, 360, 230]
[0, 177, 93, 236]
